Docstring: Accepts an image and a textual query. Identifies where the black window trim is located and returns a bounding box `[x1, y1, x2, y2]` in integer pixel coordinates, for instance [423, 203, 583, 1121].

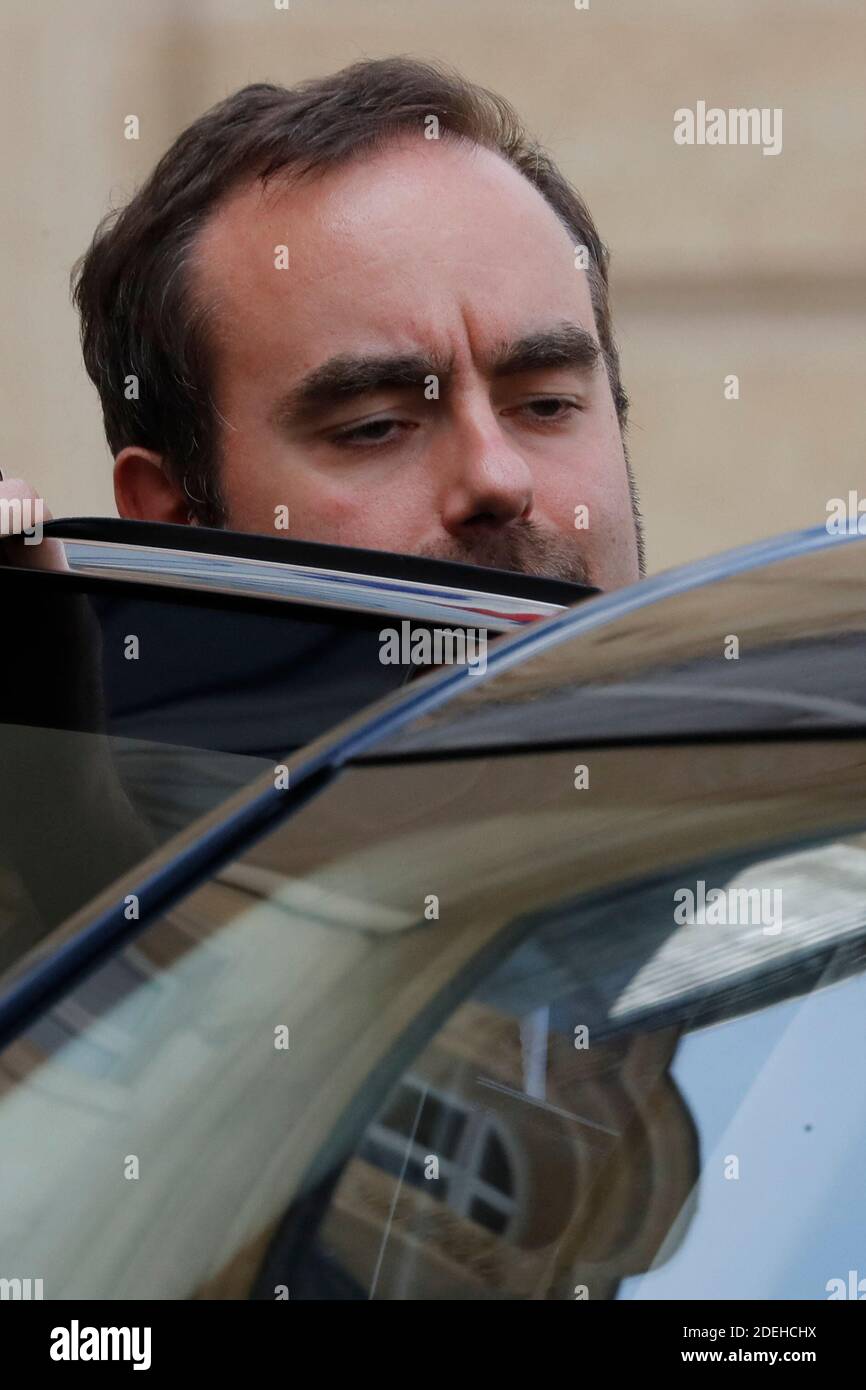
[32, 517, 597, 629]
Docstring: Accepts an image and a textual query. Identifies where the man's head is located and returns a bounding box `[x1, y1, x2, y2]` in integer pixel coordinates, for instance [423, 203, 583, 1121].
[73, 58, 644, 587]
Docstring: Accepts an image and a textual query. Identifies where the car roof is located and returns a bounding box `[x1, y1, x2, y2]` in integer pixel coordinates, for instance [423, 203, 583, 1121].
[369, 524, 866, 757]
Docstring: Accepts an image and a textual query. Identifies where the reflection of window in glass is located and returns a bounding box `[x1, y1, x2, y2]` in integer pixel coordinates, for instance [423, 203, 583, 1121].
[359, 1076, 519, 1237]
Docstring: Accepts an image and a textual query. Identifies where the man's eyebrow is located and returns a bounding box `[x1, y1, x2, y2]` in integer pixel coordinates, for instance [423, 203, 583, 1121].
[273, 351, 453, 428]
[491, 322, 601, 378]
[272, 323, 600, 430]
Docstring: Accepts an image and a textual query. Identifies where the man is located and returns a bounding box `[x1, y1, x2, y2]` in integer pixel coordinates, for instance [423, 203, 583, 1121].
[1, 57, 643, 587]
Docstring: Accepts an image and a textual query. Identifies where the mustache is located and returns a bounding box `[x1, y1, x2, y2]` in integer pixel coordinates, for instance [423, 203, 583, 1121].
[415, 521, 593, 585]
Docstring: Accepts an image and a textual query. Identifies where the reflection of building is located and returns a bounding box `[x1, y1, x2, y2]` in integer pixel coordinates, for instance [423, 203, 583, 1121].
[359, 1075, 522, 1239]
[320, 1003, 699, 1300]
[0, 818, 701, 1300]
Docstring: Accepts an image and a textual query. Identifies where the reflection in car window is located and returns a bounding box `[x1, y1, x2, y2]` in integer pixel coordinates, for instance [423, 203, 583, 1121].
[1, 740, 866, 1299]
[0, 567, 415, 963]
[306, 839, 866, 1300]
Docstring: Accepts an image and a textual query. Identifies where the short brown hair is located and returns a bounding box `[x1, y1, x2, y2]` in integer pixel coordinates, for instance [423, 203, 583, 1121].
[73, 57, 629, 526]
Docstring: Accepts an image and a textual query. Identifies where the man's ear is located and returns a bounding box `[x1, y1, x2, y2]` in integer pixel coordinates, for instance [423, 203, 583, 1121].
[114, 447, 191, 524]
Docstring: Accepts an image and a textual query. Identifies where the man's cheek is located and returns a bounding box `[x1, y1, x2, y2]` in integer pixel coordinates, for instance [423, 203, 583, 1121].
[269, 477, 380, 545]
[532, 475, 602, 542]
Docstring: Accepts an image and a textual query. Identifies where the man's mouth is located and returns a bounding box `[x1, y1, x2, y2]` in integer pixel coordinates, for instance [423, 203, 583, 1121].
[416, 522, 593, 585]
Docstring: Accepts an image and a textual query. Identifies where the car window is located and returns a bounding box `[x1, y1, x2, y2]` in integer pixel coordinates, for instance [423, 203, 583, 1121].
[312, 833, 866, 1300]
[0, 564, 415, 962]
[1, 737, 864, 1299]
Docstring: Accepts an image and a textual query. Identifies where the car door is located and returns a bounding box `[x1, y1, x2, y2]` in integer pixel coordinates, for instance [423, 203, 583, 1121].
[0, 517, 583, 959]
[0, 525, 864, 1300]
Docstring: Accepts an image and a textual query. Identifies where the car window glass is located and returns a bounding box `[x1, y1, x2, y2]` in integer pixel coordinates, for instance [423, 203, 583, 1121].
[0, 567, 413, 960]
[312, 837, 866, 1300]
[1, 741, 865, 1298]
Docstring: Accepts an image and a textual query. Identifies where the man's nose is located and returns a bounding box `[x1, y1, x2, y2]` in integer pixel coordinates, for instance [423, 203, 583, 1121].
[439, 406, 534, 537]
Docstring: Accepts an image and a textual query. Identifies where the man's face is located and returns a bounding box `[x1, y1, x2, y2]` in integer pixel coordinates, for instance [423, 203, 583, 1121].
[192, 136, 640, 588]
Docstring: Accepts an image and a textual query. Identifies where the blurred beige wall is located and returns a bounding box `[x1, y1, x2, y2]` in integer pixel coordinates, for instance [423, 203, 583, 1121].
[1, 0, 863, 573]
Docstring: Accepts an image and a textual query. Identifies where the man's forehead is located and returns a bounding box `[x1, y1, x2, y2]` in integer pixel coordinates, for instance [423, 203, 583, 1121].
[196, 136, 578, 286]
[191, 135, 595, 367]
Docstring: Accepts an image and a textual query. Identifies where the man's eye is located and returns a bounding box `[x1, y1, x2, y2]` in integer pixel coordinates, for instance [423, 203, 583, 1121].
[519, 397, 581, 422]
[330, 418, 406, 448]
